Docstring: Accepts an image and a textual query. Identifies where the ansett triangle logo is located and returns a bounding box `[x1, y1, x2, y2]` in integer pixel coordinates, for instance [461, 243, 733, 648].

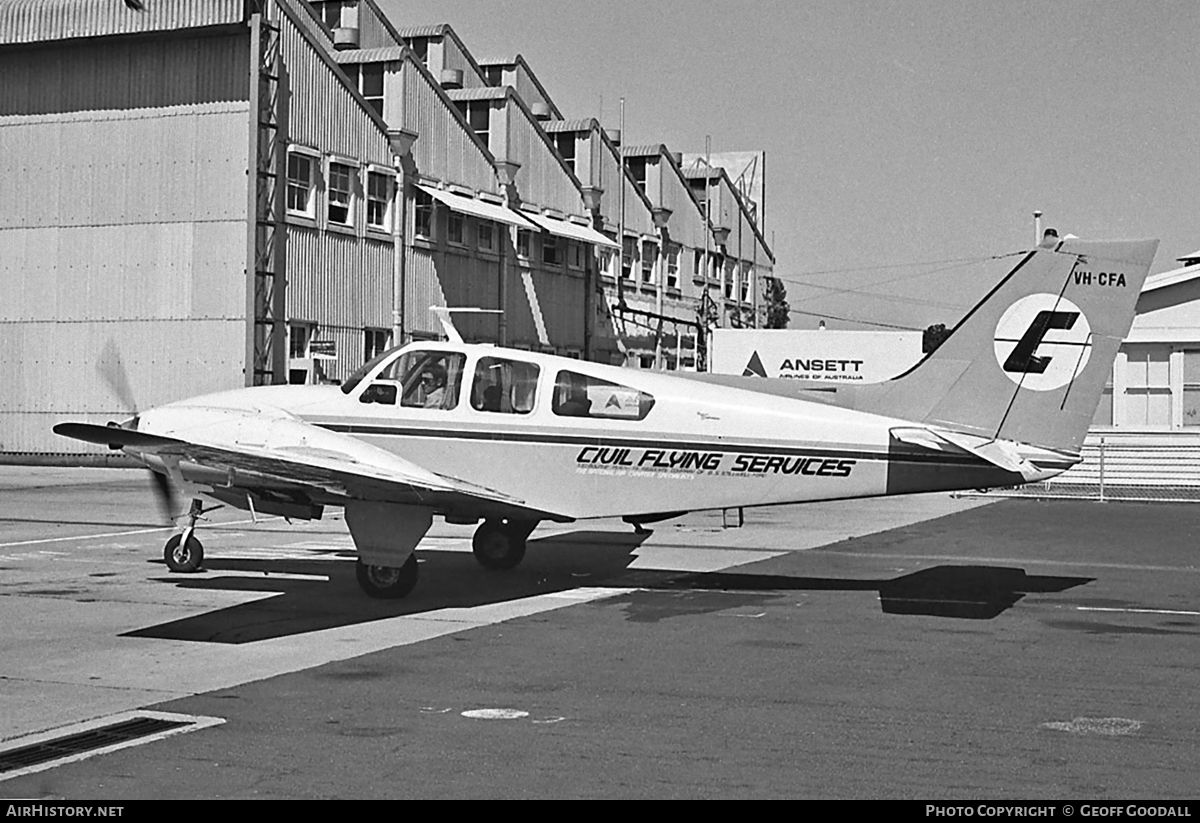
[993, 293, 1092, 391]
[743, 351, 768, 378]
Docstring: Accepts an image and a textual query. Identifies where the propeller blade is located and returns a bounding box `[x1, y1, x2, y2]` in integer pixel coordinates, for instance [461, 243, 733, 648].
[149, 470, 178, 525]
[97, 339, 139, 415]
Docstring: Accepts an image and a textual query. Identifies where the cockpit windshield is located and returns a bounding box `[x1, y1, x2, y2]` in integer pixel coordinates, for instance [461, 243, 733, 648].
[340, 344, 405, 394]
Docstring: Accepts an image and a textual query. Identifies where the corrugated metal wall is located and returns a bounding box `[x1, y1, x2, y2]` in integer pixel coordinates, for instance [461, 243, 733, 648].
[0, 30, 249, 115]
[401, 62, 497, 192]
[355, 0, 395, 51]
[441, 33, 488, 88]
[0, 99, 250, 452]
[286, 227, 393, 351]
[528, 268, 585, 349]
[0, 0, 246, 44]
[509, 104, 583, 217]
[596, 146, 654, 236]
[659, 161, 706, 250]
[277, 8, 391, 166]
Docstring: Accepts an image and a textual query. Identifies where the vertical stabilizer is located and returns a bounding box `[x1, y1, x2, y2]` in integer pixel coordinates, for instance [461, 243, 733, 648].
[848, 238, 1158, 453]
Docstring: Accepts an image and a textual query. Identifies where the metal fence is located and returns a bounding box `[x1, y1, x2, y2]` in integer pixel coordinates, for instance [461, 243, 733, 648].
[978, 431, 1200, 503]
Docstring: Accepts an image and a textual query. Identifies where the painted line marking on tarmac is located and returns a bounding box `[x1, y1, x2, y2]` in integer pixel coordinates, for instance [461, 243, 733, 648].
[815, 550, 1200, 575]
[0, 516, 279, 550]
[204, 570, 330, 582]
[1077, 606, 1200, 616]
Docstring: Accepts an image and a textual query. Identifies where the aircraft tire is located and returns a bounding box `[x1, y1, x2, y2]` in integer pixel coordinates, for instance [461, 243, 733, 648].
[164, 533, 203, 573]
[355, 555, 418, 599]
[471, 520, 527, 570]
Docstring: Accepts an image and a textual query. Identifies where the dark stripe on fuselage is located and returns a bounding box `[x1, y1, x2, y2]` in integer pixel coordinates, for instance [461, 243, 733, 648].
[313, 421, 990, 467]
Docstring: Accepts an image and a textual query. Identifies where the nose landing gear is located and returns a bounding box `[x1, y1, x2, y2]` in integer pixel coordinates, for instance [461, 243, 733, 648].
[162, 498, 220, 573]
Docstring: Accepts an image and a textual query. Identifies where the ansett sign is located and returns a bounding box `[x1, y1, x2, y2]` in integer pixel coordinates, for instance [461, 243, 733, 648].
[710, 329, 923, 383]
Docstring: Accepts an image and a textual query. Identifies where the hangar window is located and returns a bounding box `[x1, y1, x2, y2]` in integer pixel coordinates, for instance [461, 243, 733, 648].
[366, 171, 392, 232]
[328, 161, 355, 226]
[471, 357, 540, 415]
[1122, 345, 1172, 428]
[567, 241, 583, 270]
[314, 1, 351, 29]
[414, 188, 433, 240]
[477, 221, 496, 253]
[286, 150, 317, 218]
[448, 212, 465, 246]
[621, 236, 635, 281]
[641, 241, 657, 285]
[1183, 350, 1200, 427]
[455, 100, 490, 149]
[542, 234, 562, 266]
[552, 371, 655, 421]
[363, 328, 390, 363]
[554, 133, 576, 174]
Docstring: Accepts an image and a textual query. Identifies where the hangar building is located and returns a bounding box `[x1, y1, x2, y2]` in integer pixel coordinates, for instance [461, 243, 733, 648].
[0, 0, 774, 458]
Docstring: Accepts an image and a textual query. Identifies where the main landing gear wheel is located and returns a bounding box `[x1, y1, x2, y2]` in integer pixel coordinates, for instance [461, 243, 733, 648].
[356, 555, 419, 599]
[164, 532, 203, 573]
[471, 520, 532, 570]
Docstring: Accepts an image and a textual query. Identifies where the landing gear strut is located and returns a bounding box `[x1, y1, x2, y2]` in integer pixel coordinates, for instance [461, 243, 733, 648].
[163, 498, 217, 573]
[472, 519, 537, 570]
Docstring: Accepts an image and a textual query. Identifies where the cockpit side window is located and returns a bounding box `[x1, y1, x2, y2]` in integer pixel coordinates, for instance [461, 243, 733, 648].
[471, 357, 540, 414]
[359, 350, 465, 409]
[552, 370, 655, 420]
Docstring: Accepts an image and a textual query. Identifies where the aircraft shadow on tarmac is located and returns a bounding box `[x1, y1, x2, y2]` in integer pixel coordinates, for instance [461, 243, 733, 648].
[121, 531, 1094, 643]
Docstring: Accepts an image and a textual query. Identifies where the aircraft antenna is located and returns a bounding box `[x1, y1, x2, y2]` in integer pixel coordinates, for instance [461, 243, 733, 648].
[430, 306, 502, 344]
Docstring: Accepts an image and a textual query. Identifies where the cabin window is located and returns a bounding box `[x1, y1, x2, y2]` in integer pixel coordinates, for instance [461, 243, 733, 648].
[471, 357, 540, 415]
[359, 350, 465, 410]
[552, 370, 655, 420]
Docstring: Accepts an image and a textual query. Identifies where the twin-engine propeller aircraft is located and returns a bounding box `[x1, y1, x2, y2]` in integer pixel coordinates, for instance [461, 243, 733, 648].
[56, 237, 1157, 599]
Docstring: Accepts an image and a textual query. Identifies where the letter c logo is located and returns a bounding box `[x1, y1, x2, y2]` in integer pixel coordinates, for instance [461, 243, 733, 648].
[994, 294, 1092, 391]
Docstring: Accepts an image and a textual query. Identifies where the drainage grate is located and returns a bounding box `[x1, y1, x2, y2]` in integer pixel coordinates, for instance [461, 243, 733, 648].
[0, 717, 192, 774]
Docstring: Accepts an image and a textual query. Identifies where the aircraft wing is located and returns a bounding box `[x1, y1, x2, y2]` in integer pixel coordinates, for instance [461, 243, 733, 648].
[53, 415, 569, 523]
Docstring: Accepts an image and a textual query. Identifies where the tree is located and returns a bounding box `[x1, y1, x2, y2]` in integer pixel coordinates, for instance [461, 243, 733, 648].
[763, 277, 790, 329]
[923, 323, 951, 353]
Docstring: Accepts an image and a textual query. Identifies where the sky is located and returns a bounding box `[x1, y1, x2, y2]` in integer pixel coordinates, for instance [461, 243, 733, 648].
[379, 0, 1200, 330]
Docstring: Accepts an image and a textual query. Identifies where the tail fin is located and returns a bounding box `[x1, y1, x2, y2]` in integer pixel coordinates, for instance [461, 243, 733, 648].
[849, 237, 1158, 453]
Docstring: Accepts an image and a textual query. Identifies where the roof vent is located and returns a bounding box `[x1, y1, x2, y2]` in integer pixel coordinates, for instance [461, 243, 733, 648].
[333, 27, 360, 50]
[440, 69, 464, 89]
[531, 101, 551, 120]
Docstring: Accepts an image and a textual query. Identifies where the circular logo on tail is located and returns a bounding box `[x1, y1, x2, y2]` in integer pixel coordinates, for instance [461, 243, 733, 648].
[993, 294, 1092, 391]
